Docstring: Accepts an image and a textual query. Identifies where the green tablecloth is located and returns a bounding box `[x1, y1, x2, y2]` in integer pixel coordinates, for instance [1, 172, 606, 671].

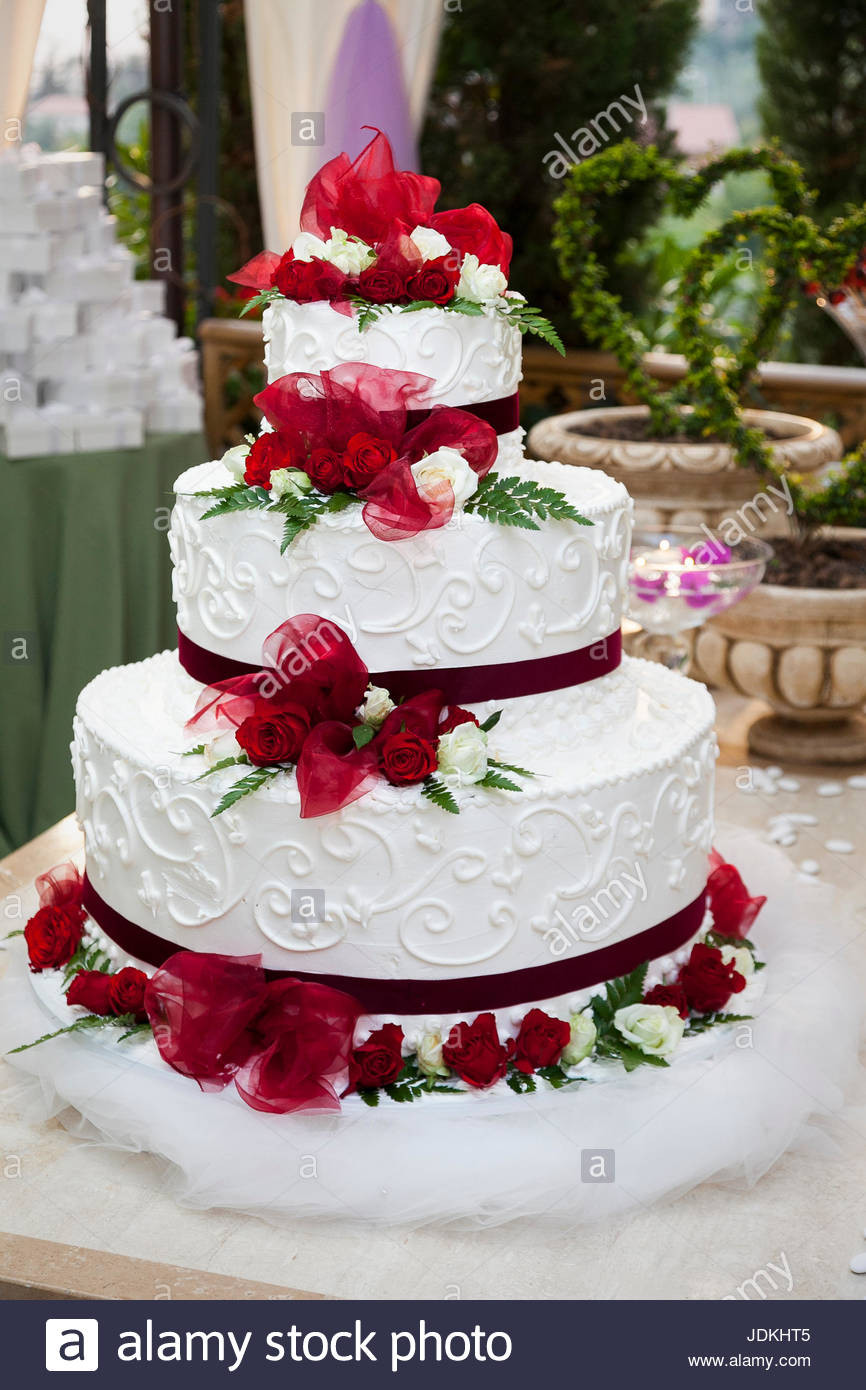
[0, 433, 208, 854]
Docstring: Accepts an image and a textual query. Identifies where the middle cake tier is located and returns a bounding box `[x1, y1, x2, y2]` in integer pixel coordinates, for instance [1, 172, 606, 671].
[73, 651, 716, 1008]
[171, 458, 631, 680]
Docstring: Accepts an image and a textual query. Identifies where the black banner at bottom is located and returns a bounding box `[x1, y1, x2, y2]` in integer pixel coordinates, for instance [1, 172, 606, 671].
[1, 1299, 859, 1386]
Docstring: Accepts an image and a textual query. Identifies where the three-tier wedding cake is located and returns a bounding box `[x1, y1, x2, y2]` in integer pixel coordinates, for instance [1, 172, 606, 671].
[22, 133, 767, 1114]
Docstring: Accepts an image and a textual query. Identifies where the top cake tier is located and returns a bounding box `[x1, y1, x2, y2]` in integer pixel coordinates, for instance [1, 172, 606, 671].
[263, 299, 522, 408]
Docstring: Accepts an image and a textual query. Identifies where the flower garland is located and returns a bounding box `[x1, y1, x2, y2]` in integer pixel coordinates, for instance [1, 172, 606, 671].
[192, 362, 589, 551]
[184, 614, 536, 819]
[9, 853, 767, 1113]
[228, 129, 563, 354]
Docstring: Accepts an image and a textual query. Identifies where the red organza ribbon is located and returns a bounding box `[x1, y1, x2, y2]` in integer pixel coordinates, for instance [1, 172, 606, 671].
[254, 361, 433, 452]
[186, 613, 369, 735]
[144, 950, 361, 1114]
[185, 615, 451, 819]
[229, 129, 512, 293]
[35, 861, 84, 913]
[300, 127, 441, 247]
[227, 249, 281, 290]
[706, 849, 767, 938]
[86, 875, 709, 1017]
[253, 363, 498, 542]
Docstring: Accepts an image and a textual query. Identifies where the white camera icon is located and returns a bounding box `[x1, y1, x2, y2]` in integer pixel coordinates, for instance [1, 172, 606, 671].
[45, 1319, 99, 1372]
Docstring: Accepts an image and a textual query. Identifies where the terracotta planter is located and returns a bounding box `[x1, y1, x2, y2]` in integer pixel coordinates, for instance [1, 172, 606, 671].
[528, 405, 843, 535]
[694, 584, 866, 765]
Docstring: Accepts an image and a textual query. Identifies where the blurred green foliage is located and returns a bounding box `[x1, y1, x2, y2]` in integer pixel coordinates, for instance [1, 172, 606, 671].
[758, 0, 866, 364]
[420, 0, 700, 348]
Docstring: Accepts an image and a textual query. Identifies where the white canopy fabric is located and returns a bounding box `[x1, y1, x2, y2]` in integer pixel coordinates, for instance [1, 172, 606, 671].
[0, 0, 47, 149]
[244, 0, 444, 251]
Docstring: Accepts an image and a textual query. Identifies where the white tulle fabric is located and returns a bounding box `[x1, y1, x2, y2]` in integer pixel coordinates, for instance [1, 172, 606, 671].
[0, 827, 862, 1229]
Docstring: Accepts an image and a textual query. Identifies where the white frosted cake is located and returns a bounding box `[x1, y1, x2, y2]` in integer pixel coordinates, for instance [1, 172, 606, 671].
[54, 132, 747, 1113]
[71, 140, 716, 1045]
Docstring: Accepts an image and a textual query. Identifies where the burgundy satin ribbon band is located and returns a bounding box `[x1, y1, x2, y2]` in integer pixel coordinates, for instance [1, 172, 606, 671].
[81, 874, 706, 1016]
[177, 626, 622, 705]
[406, 390, 520, 436]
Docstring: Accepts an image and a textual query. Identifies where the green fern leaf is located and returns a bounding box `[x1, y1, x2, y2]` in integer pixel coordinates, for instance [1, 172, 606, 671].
[212, 765, 285, 817]
[488, 758, 535, 778]
[195, 755, 250, 782]
[684, 1012, 752, 1036]
[421, 777, 460, 815]
[239, 289, 281, 317]
[478, 770, 523, 792]
[465, 474, 592, 529]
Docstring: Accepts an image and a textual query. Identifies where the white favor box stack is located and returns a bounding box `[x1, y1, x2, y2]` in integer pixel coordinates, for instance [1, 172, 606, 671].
[0, 146, 203, 458]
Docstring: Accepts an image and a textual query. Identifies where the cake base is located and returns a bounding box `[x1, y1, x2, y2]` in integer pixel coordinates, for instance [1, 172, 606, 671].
[1, 829, 860, 1229]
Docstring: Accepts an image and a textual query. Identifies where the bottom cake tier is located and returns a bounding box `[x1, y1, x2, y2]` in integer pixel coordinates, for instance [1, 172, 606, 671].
[71, 651, 716, 1033]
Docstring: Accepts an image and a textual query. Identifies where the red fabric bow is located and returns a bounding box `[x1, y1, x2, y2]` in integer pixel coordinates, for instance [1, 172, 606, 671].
[35, 861, 85, 915]
[186, 615, 457, 818]
[229, 129, 512, 299]
[144, 951, 361, 1114]
[255, 361, 432, 454]
[186, 614, 369, 736]
[706, 850, 767, 939]
[300, 127, 441, 247]
[253, 363, 497, 542]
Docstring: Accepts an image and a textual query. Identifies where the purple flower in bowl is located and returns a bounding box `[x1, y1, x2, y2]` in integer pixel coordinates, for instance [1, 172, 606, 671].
[632, 571, 668, 605]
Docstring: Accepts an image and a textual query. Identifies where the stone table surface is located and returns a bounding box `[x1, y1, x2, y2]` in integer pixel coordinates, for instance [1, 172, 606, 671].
[1, 691, 865, 1302]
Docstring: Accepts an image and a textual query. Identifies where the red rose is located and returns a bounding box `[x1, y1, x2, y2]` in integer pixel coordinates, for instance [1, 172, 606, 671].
[107, 966, 149, 1022]
[706, 855, 766, 939]
[306, 446, 346, 494]
[512, 1008, 570, 1075]
[236, 701, 312, 766]
[679, 942, 746, 1014]
[342, 431, 397, 490]
[442, 1013, 512, 1088]
[348, 1023, 405, 1090]
[273, 251, 348, 303]
[438, 706, 480, 735]
[24, 906, 85, 972]
[357, 264, 407, 304]
[380, 730, 438, 785]
[643, 983, 690, 1019]
[243, 431, 298, 489]
[406, 255, 459, 305]
[66, 969, 113, 1015]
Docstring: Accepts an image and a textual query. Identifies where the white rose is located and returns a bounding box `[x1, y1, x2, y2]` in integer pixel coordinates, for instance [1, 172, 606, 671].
[409, 224, 453, 262]
[561, 1010, 597, 1065]
[410, 446, 478, 508]
[357, 685, 395, 728]
[269, 467, 312, 501]
[202, 729, 239, 766]
[290, 230, 329, 261]
[614, 1003, 685, 1058]
[222, 442, 250, 481]
[417, 1030, 450, 1078]
[323, 227, 375, 276]
[437, 722, 488, 785]
[290, 227, 374, 276]
[721, 943, 755, 979]
[457, 252, 507, 302]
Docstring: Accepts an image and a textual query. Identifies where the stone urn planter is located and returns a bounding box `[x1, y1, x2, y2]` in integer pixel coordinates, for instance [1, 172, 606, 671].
[528, 405, 843, 535]
[694, 583, 866, 764]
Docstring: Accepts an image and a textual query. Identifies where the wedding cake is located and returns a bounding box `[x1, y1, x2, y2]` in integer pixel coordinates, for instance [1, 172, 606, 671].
[25, 133, 766, 1111]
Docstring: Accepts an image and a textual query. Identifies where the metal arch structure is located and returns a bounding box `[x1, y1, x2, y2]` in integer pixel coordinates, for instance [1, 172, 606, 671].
[85, 0, 223, 330]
